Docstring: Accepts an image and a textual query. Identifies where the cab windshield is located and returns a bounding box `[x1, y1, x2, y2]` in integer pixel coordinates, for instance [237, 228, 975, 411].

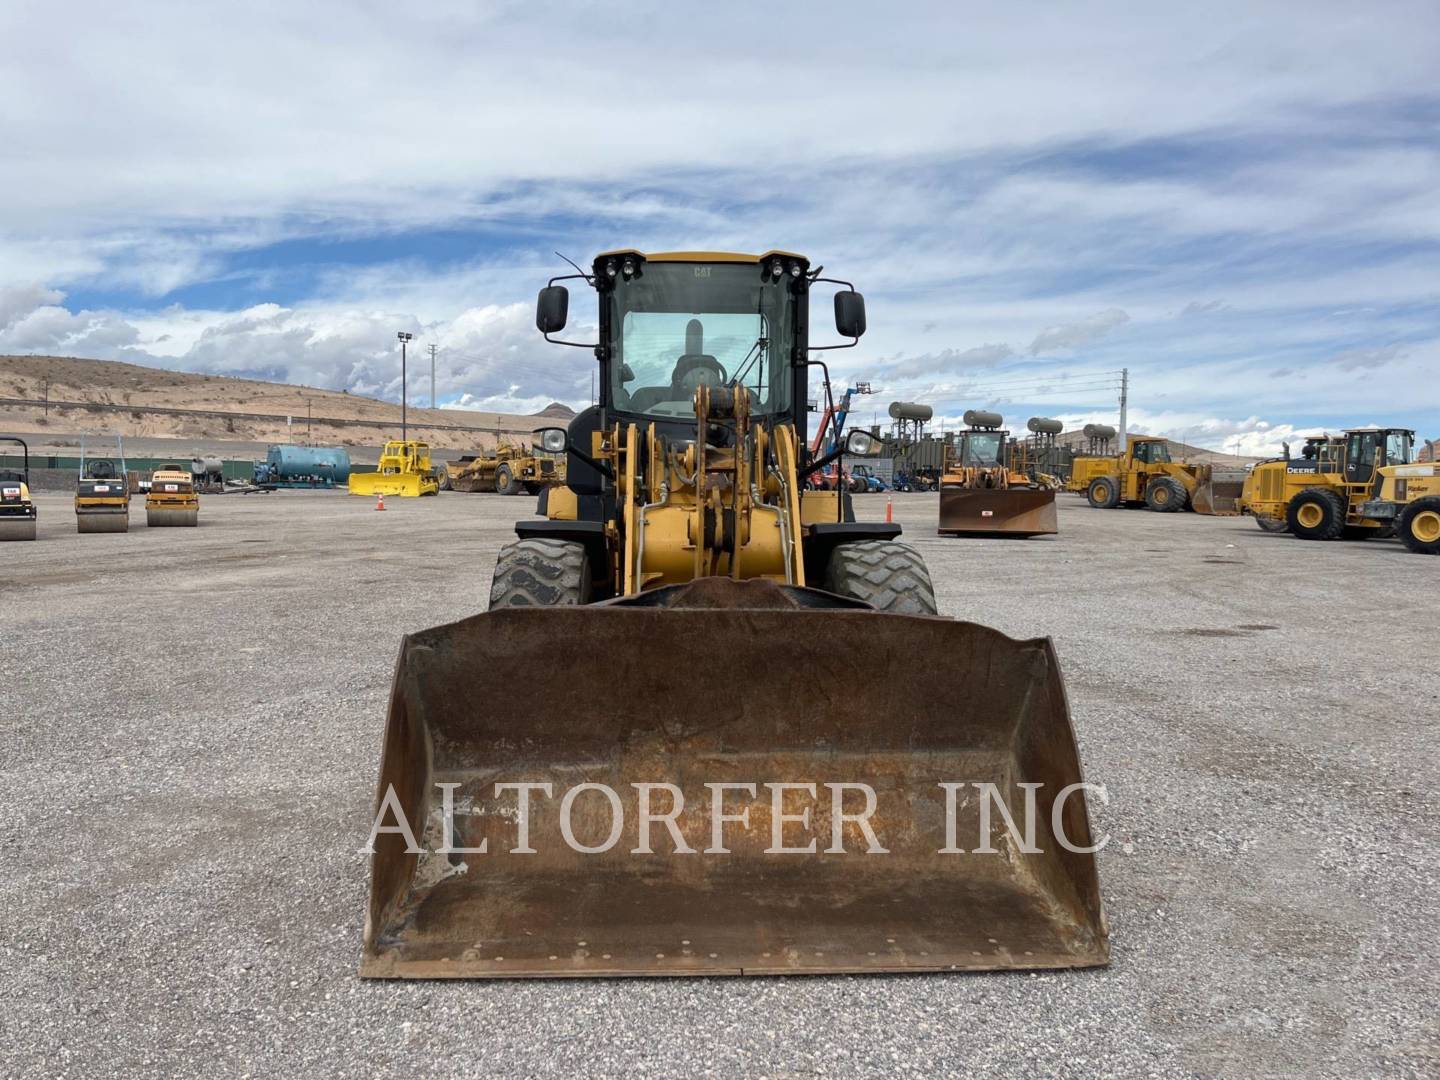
[607, 262, 795, 418]
[962, 432, 1004, 467]
[1386, 430, 1413, 464]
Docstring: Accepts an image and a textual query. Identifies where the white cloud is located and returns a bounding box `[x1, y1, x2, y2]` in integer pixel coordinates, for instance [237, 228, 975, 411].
[1030, 310, 1131, 355]
[1, 2, 1437, 440]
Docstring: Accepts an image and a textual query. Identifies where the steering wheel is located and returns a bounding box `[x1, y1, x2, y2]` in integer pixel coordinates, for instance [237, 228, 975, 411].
[672, 354, 728, 391]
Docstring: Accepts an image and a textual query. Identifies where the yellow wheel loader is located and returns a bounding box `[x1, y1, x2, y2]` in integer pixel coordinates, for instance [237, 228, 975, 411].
[1240, 427, 1439, 551]
[74, 435, 131, 534]
[937, 411, 1058, 537]
[349, 441, 441, 498]
[363, 250, 1108, 979]
[1072, 435, 1242, 515]
[0, 437, 39, 541]
[145, 465, 199, 527]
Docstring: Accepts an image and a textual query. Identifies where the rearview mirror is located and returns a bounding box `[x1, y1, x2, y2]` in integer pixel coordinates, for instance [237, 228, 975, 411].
[533, 427, 568, 454]
[536, 286, 569, 334]
[845, 429, 879, 456]
[834, 290, 866, 339]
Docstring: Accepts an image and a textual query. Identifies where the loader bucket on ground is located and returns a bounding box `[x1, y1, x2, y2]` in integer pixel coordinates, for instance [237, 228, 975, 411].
[939, 487, 1058, 537]
[77, 510, 130, 533]
[362, 578, 1106, 979]
[1191, 467, 1245, 516]
[146, 507, 198, 527]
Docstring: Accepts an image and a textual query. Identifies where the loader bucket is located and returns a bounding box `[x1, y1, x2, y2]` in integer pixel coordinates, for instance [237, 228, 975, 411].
[939, 487, 1058, 537]
[1191, 467, 1245, 516]
[362, 578, 1107, 979]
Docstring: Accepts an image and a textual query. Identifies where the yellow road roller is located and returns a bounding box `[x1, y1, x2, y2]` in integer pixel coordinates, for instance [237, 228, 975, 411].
[145, 466, 199, 527]
[75, 436, 131, 534]
[0, 436, 38, 541]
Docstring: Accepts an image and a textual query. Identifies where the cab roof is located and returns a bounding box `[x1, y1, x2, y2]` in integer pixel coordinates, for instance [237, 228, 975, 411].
[594, 249, 808, 265]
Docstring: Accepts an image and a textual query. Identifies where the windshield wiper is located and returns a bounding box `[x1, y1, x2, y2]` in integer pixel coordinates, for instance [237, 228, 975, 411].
[728, 336, 769, 395]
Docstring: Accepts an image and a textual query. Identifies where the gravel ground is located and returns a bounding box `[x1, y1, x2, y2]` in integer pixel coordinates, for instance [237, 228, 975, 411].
[1, 490, 1436, 1078]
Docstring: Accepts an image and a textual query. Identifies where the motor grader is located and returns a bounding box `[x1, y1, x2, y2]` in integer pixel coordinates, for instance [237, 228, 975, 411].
[1240, 426, 1440, 553]
[937, 411, 1058, 537]
[1073, 434, 1242, 515]
[363, 250, 1108, 980]
[145, 465, 199, 527]
[445, 438, 566, 495]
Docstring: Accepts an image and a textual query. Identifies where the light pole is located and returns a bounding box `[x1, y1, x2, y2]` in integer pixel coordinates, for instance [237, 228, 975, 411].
[397, 331, 414, 441]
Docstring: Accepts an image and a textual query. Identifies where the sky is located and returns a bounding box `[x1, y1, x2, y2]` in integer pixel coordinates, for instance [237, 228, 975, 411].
[1, 0, 1437, 455]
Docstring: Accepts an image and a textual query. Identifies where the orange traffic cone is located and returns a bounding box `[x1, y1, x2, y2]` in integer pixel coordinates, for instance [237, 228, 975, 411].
[885, 494, 893, 523]
[376, 493, 386, 511]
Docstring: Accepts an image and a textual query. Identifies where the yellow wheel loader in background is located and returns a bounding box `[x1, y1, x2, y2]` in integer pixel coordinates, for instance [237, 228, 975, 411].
[74, 435, 131, 534]
[145, 465, 199, 527]
[1071, 435, 1243, 515]
[364, 250, 1108, 979]
[937, 411, 1058, 537]
[1240, 427, 1439, 552]
[0, 436, 39, 541]
[349, 441, 441, 498]
[445, 438, 567, 494]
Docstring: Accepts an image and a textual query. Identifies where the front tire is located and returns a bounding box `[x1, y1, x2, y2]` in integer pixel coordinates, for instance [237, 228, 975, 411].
[1286, 488, 1346, 541]
[1087, 476, 1121, 509]
[822, 540, 937, 614]
[495, 464, 523, 496]
[1398, 496, 1440, 555]
[1145, 476, 1188, 512]
[488, 538, 592, 608]
[1255, 516, 1288, 533]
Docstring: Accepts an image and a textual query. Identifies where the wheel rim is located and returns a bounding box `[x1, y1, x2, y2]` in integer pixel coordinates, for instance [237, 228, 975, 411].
[1412, 510, 1440, 543]
[1297, 503, 1324, 528]
[1155, 487, 1169, 505]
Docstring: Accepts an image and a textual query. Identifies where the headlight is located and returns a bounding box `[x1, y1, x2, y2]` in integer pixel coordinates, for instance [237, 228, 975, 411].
[846, 430, 877, 456]
[535, 428, 568, 454]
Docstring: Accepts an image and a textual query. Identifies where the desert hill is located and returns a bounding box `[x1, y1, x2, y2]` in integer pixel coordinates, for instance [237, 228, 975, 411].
[0, 354, 574, 456]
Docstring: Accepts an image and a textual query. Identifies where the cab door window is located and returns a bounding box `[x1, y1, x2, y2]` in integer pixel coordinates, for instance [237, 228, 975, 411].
[1345, 432, 1381, 483]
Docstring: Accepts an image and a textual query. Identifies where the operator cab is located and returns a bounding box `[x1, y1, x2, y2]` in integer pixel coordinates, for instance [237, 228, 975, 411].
[960, 431, 1006, 469]
[535, 250, 866, 493]
[1343, 428, 1413, 485]
[1131, 439, 1171, 465]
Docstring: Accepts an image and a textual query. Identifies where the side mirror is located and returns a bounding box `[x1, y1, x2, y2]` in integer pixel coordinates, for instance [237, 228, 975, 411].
[834, 290, 866, 339]
[845, 429, 879, 456]
[533, 427, 568, 454]
[536, 286, 569, 334]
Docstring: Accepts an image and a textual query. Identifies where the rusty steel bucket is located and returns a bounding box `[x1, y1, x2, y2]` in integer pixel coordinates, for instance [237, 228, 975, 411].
[938, 486, 1058, 537]
[361, 579, 1107, 979]
[1191, 467, 1245, 516]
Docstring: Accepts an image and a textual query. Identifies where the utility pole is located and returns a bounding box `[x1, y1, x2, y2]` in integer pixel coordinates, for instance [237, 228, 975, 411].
[1118, 367, 1129, 454]
[427, 343, 438, 410]
[306, 399, 312, 444]
[397, 332, 414, 440]
[43, 378, 49, 418]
